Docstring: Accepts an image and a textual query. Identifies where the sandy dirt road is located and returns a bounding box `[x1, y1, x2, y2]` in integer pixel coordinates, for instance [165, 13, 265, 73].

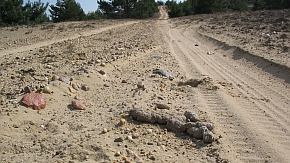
[158, 6, 290, 162]
[1, 6, 290, 163]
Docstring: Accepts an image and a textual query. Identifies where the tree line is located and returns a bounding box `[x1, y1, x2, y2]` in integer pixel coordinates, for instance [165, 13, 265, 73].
[0, 0, 159, 26]
[1, 0, 290, 26]
[97, 0, 159, 19]
[167, 0, 290, 18]
[0, 0, 105, 26]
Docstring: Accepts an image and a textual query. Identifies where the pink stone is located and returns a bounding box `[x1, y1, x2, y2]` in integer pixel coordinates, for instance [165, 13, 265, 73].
[21, 93, 46, 110]
[72, 100, 86, 110]
[52, 75, 59, 81]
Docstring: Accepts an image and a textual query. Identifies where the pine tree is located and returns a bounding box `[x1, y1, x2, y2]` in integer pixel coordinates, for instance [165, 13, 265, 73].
[49, 0, 85, 22]
[23, 0, 49, 24]
[0, 0, 24, 25]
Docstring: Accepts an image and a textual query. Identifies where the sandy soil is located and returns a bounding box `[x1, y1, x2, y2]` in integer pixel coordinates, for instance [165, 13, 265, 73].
[1, 6, 290, 163]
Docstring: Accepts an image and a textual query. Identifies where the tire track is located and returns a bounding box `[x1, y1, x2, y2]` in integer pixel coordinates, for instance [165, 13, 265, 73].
[164, 30, 268, 162]
[157, 18, 290, 161]
[180, 27, 290, 136]
[167, 25, 290, 162]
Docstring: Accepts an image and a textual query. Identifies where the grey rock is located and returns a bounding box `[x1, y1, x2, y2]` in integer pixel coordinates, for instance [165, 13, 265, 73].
[199, 126, 214, 143]
[184, 110, 199, 122]
[153, 69, 172, 78]
[187, 126, 203, 139]
[24, 86, 32, 93]
[166, 116, 186, 132]
[196, 122, 214, 131]
[155, 103, 170, 109]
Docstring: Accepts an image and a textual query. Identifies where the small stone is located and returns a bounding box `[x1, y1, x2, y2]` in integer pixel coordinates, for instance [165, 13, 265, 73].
[96, 59, 101, 63]
[146, 129, 152, 133]
[202, 126, 214, 143]
[59, 77, 70, 84]
[39, 48, 44, 52]
[147, 142, 154, 145]
[100, 63, 106, 67]
[52, 75, 59, 81]
[99, 70, 106, 75]
[155, 103, 170, 109]
[187, 127, 203, 139]
[149, 155, 156, 160]
[21, 93, 46, 110]
[1, 97, 6, 103]
[114, 137, 124, 142]
[68, 87, 77, 94]
[81, 85, 90, 91]
[115, 152, 121, 156]
[71, 83, 79, 90]
[132, 133, 139, 139]
[42, 86, 52, 94]
[103, 128, 108, 133]
[23, 86, 32, 93]
[137, 81, 144, 89]
[120, 118, 126, 125]
[72, 100, 86, 110]
[127, 135, 133, 141]
[121, 80, 127, 83]
[103, 84, 109, 87]
[184, 110, 199, 122]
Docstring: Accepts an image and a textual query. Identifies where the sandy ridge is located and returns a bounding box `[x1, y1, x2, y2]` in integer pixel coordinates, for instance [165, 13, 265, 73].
[0, 21, 138, 57]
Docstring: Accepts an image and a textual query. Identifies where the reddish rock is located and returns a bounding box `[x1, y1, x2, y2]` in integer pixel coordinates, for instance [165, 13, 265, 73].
[52, 75, 59, 81]
[72, 100, 86, 110]
[21, 93, 46, 110]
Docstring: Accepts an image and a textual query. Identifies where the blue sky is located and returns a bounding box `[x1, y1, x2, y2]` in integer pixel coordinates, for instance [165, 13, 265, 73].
[24, 0, 100, 14]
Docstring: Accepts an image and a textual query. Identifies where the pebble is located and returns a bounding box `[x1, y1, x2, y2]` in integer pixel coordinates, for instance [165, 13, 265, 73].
[137, 81, 144, 89]
[132, 133, 139, 139]
[1, 97, 5, 103]
[147, 142, 154, 145]
[115, 152, 121, 156]
[127, 135, 133, 141]
[71, 100, 86, 110]
[59, 77, 70, 84]
[149, 155, 156, 160]
[42, 85, 52, 94]
[99, 70, 106, 75]
[120, 118, 126, 125]
[81, 84, 90, 91]
[24, 86, 32, 93]
[71, 83, 79, 90]
[52, 75, 59, 81]
[103, 128, 108, 133]
[155, 103, 170, 109]
[184, 110, 199, 122]
[103, 84, 109, 87]
[114, 137, 124, 142]
[39, 48, 44, 52]
[101, 63, 106, 67]
[68, 87, 77, 94]
[146, 129, 153, 133]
